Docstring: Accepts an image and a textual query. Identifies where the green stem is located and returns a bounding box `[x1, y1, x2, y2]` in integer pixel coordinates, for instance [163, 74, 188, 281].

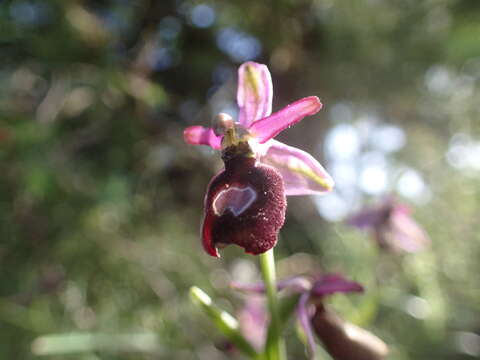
[259, 249, 286, 360]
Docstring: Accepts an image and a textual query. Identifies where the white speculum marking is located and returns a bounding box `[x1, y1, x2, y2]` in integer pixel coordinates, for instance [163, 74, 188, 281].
[213, 186, 257, 217]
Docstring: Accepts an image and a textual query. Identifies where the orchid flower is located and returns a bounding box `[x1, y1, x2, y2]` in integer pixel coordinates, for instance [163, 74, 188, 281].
[184, 62, 333, 257]
[233, 274, 389, 360]
[347, 195, 430, 253]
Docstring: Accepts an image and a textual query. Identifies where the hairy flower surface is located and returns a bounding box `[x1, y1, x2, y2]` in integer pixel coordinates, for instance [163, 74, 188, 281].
[184, 62, 333, 257]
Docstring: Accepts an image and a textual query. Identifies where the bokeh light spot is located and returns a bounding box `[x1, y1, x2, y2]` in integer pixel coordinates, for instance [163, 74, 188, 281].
[455, 332, 480, 357]
[325, 124, 360, 161]
[405, 296, 430, 319]
[189, 4, 215, 28]
[216, 27, 262, 62]
[314, 192, 349, 222]
[370, 125, 406, 153]
[359, 165, 388, 195]
[397, 169, 430, 203]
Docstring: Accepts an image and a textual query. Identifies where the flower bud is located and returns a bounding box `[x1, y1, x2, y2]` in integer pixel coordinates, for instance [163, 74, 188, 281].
[311, 305, 389, 360]
[202, 150, 286, 257]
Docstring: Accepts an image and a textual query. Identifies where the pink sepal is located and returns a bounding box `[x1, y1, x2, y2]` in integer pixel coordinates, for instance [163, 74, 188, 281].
[183, 126, 222, 150]
[249, 96, 322, 144]
[237, 62, 273, 128]
[259, 140, 334, 196]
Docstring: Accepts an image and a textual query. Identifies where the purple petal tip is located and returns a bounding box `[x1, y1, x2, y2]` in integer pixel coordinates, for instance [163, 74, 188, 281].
[311, 273, 364, 297]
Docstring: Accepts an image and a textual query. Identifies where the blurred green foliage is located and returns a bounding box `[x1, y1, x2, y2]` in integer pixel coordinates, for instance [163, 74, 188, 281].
[1, 0, 479, 359]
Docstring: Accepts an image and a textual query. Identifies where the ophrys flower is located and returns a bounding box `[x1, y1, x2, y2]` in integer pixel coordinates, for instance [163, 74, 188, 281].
[233, 273, 389, 360]
[347, 195, 430, 253]
[184, 62, 333, 257]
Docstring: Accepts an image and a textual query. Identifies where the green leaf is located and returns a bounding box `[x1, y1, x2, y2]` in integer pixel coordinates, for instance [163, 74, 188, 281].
[31, 332, 162, 355]
[189, 286, 260, 359]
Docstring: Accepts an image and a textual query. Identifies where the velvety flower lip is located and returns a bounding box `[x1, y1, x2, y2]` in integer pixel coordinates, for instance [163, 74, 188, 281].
[312, 306, 389, 360]
[347, 195, 430, 253]
[201, 156, 286, 257]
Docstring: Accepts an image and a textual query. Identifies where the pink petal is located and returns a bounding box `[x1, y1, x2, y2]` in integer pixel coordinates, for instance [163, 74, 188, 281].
[230, 281, 266, 294]
[346, 196, 398, 229]
[277, 276, 312, 293]
[258, 140, 334, 196]
[296, 293, 317, 357]
[183, 126, 222, 150]
[310, 274, 364, 297]
[389, 209, 431, 253]
[248, 96, 322, 144]
[238, 296, 268, 351]
[237, 62, 273, 128]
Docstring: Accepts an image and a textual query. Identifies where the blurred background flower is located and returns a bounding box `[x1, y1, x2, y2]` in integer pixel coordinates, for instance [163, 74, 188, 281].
[1, 0, 480, 359]
[346, 195, 431, 253]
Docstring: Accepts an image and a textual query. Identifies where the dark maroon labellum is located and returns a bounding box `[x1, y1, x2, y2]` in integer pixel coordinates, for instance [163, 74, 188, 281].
[311, 305, 389, 360]
[202, 151, 286, 257]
